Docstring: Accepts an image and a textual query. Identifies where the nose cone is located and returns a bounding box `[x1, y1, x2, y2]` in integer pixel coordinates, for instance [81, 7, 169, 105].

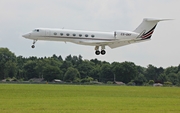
[22, 33, 31, 38]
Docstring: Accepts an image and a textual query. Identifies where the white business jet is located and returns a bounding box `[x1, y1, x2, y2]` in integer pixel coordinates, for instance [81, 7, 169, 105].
[22, 18, 169, 55]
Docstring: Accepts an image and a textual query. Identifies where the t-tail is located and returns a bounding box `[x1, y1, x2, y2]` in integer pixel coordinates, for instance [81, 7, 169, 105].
[134, 18, 171, 40]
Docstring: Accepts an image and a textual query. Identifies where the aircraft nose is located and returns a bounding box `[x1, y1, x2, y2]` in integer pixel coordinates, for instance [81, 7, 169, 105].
[22, 33, 31, 38]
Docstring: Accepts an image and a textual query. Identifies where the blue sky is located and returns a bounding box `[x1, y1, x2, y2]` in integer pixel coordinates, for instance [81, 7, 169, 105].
[0, 0, 179, 68]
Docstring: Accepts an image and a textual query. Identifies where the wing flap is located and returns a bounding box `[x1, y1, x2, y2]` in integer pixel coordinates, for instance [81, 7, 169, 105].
[108, 41, 132, 49]
[77, 40, 113, 46]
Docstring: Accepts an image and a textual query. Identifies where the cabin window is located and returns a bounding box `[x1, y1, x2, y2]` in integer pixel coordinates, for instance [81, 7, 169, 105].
[66, 33, 70, 36]
[91, 35, 95, 37]
[60, 33, 63, 36]
[33, 29, 39, 32]
[79, 34, 82, 37]
[73, 34, 76, 36]
[54, 32, 57, 35]
[85, 34, 88, 37]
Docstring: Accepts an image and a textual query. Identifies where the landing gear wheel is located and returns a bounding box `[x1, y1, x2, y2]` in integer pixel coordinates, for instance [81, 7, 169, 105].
[101, 50, 106, 55]
[95, 50, 100, 55]
[31, 45, 35, 48]
[31, 40, 37, 49]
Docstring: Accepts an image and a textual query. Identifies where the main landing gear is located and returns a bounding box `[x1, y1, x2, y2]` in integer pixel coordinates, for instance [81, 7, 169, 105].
[95, 45, 106, 55]
[31, 40, 37, 48]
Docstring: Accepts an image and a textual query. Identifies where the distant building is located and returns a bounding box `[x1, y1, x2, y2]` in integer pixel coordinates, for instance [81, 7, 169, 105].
[153, 83, 163, 87]
[53, 79, 63, 83]
[1, 79, 6, 82]
[90, 81, 103, 84]
[114, 81, 125, 85]
[29, 78, 44, 82]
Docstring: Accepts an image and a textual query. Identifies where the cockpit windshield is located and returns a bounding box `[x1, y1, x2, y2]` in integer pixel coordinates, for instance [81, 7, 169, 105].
[33, 29, 39, 32]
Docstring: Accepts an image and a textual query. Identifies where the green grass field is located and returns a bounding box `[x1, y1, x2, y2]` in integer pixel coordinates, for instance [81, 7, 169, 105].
[0, 84, 180, 113]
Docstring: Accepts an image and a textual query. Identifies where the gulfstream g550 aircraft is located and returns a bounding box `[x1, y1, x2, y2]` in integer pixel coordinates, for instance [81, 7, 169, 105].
[22, 18, 169, 55]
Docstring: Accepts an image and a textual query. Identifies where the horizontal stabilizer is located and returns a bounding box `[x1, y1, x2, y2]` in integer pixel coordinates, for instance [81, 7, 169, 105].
[144, 18, 173, 22]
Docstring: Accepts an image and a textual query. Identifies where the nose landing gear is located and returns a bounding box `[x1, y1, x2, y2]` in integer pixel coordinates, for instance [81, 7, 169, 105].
[31, 40, 37, 48]
[31, 45, 35, 48]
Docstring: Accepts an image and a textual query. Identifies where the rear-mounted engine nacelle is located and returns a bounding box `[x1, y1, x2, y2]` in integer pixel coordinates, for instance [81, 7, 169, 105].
[114, 30, 139, 40]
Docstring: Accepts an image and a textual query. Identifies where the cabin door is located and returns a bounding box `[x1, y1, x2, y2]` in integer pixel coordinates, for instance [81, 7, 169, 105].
[114, 31, 117, 39]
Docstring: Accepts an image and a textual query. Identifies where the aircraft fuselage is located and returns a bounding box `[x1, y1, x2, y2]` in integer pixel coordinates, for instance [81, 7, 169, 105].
[23, 28, 139, 46]
[23, 18, 168, 55]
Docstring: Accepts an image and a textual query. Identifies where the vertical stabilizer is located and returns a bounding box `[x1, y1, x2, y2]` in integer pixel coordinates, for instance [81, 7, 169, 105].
[134, 18, 170, 39]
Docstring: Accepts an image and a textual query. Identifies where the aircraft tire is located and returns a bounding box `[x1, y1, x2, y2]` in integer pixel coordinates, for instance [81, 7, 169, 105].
[31, 45, 35, 48]
[95, 50, 100, 55]
[101, 50, 106, 55]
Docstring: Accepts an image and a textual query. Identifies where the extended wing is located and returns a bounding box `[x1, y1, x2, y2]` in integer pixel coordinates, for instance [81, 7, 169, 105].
[73, 39, 115, 46]
[75, 37, 149, 49]
[108, 39, 150, 49]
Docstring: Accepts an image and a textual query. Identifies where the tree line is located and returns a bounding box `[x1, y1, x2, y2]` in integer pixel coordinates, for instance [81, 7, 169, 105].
[0, 47, 180, 86]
